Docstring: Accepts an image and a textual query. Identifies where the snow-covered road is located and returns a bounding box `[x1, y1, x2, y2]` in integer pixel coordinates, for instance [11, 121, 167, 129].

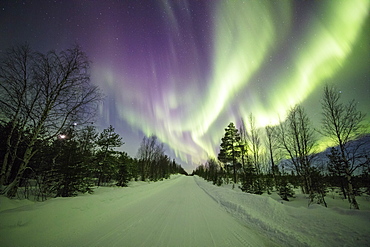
[0, 175, 275, 247]
[2, 175, 370, 246]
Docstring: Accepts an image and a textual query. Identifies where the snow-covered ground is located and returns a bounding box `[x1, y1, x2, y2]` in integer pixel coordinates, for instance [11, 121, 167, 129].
[195, 177, 370, 247]
[1, 175, 369, 247]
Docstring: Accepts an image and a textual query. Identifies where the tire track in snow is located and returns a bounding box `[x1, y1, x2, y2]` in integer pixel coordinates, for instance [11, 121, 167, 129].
[0, 175, 276, 247]
[193, 176, 311, 247]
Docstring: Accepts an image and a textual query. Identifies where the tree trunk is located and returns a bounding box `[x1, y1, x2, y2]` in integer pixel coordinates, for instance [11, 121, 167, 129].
[340, 143, 359, 209]
[3, 141, 36, 197]
[4, 135, 22, 185]
[233, 164, 236, 184]
[0, 126, 16, 186]
[345, 169, 359, 209]
[340, 179, 347, 199]
[3, 158, 29, 198]
[0, 151, 10, 186]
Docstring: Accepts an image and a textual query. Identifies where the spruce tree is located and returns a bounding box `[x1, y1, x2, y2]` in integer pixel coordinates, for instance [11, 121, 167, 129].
[52, 133, 94, 197]
[327, 147, 347, 199]
[218, 122, 241, 184]
[116, 152, 131, 187]
[95, 125, 124, 186]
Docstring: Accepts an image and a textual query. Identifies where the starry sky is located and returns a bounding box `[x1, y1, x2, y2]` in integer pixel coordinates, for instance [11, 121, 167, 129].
[1, 0, 369, 172]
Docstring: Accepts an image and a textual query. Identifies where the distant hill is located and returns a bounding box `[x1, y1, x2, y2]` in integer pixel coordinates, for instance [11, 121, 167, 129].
[279, 134, 370, 173]
[313, 134, 370, 165]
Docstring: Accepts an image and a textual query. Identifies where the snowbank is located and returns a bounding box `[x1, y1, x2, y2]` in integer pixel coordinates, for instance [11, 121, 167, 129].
[194, 176, 370, 247]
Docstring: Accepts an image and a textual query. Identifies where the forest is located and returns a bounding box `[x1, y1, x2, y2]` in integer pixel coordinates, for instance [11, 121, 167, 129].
[0, 45, 186, 200]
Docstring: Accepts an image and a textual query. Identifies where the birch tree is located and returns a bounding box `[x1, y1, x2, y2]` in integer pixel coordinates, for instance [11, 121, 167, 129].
[265, 125, 279, 176]
[137, 135, 164, 181]
[320, 85, 367, 209]
[277, 105, 317, 200]
[0, 45, 102, 197]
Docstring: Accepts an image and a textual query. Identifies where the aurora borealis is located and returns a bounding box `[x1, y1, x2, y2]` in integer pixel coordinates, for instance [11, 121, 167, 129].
[1, 0, 369, 171]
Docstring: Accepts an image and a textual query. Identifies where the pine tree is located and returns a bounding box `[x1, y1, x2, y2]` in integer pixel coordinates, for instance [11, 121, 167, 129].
[277, 178, 295, 201]
[276, 165, 295, 201]
[95, 125, 124, 186]
[218, 122, 241, 184]
[115, 152, 131, 187]
[52, 134, 94, 197]
[327, 147, 347, 199]
[239, 160, 259, 193]
[309, 167, 328, 207]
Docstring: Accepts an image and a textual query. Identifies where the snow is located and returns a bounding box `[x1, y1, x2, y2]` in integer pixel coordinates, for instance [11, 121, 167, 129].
[1, 175, 369, 247]
[194, 177, 370, 247]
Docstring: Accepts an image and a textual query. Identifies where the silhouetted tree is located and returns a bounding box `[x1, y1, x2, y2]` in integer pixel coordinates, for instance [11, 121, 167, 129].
[265, 125, 279, 176]
[320, 85, 367, 209]
[52, 135, 94, 197]
[115, 152, 131, 187]
[218, 122, 241, 184]
[277, 105, 317, 200]
[204, 158, 222, 186]
[137, 135, 164, 181]
[78, 125, 98, 154]
[95, 125, 123, 186]
[0, 44, 102, 197]
[276, 164, 295, 201]
[247, 114, 262, 175]
[327, 147, 347, 199]
[238, 119, 257, 193]
[309, 167, 328, 207]
[246, 114, 264, 193]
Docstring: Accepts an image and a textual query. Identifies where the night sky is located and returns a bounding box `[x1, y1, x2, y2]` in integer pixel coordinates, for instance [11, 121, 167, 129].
[1, 0, 369, 172]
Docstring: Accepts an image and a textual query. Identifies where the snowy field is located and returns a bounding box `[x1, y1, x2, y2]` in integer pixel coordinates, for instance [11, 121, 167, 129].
[0, 175, 369, 247]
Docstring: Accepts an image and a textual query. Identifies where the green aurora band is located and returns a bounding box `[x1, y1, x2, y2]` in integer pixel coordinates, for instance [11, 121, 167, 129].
[109, 0, 368, 167]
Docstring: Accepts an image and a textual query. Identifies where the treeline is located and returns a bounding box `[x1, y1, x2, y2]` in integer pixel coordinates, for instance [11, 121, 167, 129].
[194, 86, 369, 209]
[136, 135, 187, 181]
[0, 124, 186, 200]
[0, 44, 186, 199]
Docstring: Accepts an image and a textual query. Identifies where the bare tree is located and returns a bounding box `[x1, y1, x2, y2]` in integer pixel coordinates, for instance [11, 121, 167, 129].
[0, 45, 34, 188]
[0, 44, 102, 197]
[238, 117, 265, 193]
[265, 125, 279, 176]
[239, 118, 249, 174]
[137, 135, 164, 181]
[277, 105, 317, 199]
[150, 141, 165, 181]
[320, 85, 367, 209]
[206, 157, 223, 186]
[247, 113, 262, 175]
